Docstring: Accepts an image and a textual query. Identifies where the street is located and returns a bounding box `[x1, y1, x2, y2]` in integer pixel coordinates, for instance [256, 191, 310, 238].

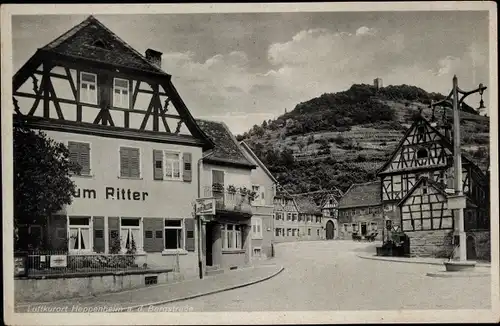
[159, 241, 491, 311]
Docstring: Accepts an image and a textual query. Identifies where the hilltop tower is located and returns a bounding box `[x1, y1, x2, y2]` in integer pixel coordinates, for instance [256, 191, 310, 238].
[374, 78, 383, 90]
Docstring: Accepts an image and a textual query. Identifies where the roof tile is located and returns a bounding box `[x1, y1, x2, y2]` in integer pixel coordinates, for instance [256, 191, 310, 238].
[337, 181, 381, 209]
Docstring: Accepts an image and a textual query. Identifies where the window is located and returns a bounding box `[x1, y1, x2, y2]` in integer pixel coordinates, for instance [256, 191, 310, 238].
[287, 228, 291, 236]
[120, 218, 142, 252]
[69, 217, 91, 251]
[292, 213, 298, 221]
[308, 228, 311, 236]
[163, 219, 184, 250]
[287, 213, 292, 221]
[164, 152, 181, 180]
[120, 147, 141, 178]
[68, 142, 91, 176]
[253, 247, 261, 257]
[252, 185, 266, 206]
[113, 78, 129, 108]
[223, 224, 242, 250]
[343, 224, 349, 232]
[252, 218, 263, 239]
[317, 229, 320, 236]
[352, 223, 359, 232]
[292, 229, 296, 236]
[80, 72, 97, 104]
[417, 148, 428, 159]
[371, 222, 378, 231]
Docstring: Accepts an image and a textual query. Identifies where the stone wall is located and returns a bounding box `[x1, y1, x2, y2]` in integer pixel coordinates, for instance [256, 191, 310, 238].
[407, 229, 454, 258]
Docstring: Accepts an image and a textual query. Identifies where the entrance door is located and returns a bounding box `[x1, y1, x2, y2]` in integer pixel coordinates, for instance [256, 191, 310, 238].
[466, 235, 477, 260]
[212, 170, 225, 209]
[205, 222, 214, 266]
[361, 222, 367, 236]
[326, 220, 335, 240]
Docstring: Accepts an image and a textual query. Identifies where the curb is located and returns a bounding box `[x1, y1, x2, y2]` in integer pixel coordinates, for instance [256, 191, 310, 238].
[120, 266, 285, 311]
[426, 271, 490, 278]
[356, 254, 491, 268]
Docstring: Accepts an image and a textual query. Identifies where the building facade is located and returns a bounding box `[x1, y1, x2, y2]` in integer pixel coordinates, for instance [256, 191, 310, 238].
[196, 120, 257, 272]
[13, 16, 214, 279]
[273, 191, 301, 242]
[320, 188, 344, 240]
[239, 141, 277, 260]
[337, 182, 384, 240]
[376, 116, 490, 259]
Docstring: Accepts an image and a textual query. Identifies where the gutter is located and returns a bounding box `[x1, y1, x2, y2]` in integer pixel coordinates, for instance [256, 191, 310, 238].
[196, 150, 215, 279]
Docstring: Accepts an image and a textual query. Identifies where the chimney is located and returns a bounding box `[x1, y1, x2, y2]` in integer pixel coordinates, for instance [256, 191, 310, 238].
[145, 48, 163, 68]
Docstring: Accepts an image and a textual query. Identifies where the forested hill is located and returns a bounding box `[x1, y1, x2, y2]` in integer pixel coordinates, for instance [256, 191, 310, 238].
[237, 84, 490, 194]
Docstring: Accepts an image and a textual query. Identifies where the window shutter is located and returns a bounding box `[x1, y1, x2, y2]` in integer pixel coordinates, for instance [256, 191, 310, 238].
[261, 187, 266, 205]
[143, 218, 163, 252]
[51, 215, 68, 250]
[184, 218, 195, 251]
[79, 143, 91, 175]
[130, 148, 140, 178]
[183, 152, 192, 182]
[120, 148, 130, 177]
[153, 150, 163, 180]
[108, 216, 120, 253]
[68, 142, 79, 173]
[93, 216, 105, 253]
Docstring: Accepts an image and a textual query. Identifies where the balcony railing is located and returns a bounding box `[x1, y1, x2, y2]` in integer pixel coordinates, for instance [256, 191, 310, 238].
[203, 185, 253, 214]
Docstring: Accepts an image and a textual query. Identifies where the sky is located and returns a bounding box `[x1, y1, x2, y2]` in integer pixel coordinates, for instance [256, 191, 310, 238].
[12, 11, 490, 135]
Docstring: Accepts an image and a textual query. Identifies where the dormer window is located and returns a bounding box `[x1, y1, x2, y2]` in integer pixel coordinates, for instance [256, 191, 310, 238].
[113, 78, 129, 108]
[80, 72, 97, 105]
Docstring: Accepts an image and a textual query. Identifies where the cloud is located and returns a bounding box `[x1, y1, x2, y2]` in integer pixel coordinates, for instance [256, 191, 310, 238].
[161, 25, 488, 135]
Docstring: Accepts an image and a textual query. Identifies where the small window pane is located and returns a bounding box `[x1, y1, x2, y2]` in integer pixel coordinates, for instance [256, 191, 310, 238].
[165, 220, 182, 227]
[155, 230, 163, 238]
[227, 225, 233, 231]
[114, 78, 128, 88]
[82, 73, 96, 83]
[145, 230, 153, 239]
[69, 217, 90, 226]
[121, 218, 140, 227]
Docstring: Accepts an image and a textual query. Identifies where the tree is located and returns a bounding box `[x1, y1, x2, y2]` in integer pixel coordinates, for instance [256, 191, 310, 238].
[14, 121, 80, 249]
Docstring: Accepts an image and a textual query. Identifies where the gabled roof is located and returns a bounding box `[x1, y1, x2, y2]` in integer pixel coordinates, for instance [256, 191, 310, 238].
[196, 119, 256, 169]
[41, 15, 167, 75]
[376, 115, 486, 178]
[239, 141, 278, 184]
[337, 181, 381, 209]
[291, 193, 322, 215]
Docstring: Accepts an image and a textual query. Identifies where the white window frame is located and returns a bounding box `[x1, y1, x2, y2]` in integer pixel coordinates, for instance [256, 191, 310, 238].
[164, 218, 185, 251]
[80, 72, 98, 105]
[68, 140, 92, 177]
[68, 216, 92, 253]
[118, 146, 142, 179]
[222, 224, 242, 250]
[252, 218, 263, 239]
[113, 78, 130, 109]
[287, 213, 292, 221]
[164, 150, 183, 180]
[119, 217, 143, 254]
[252, 185, 266, 206]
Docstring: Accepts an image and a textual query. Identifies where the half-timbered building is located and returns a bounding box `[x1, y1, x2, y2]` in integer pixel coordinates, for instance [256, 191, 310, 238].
[319, 188, 344, 240]
[377, 115, 490, 259]
[13, 16, 214, 278]
[292, 194, 324, 241]
[273, 190, 301, 242]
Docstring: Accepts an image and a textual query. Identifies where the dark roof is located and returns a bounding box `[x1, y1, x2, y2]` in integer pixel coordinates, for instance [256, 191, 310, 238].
[337, 181, 381, 209]
[196, 119, 256, 169]
[41, 15, 167, 75]
[291, 194, 322, 215]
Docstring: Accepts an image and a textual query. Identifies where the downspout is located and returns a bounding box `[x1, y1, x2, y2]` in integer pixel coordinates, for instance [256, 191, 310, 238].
[197, 150, 215, 279]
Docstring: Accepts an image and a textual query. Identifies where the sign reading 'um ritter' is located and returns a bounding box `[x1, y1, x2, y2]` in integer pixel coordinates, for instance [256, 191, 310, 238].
[73, 187, 149, 201]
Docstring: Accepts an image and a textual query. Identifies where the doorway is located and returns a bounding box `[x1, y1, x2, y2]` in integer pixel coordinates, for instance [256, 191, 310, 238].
[361, 222, 367, 236]
[326, 220, 335, 240]
[205, 222, 214, 266]
[466, 235, 477, 260]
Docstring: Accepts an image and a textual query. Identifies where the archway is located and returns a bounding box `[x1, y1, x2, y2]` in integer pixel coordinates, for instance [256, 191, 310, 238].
[326, 220, 335, 240]
[466, 235, 477, 260]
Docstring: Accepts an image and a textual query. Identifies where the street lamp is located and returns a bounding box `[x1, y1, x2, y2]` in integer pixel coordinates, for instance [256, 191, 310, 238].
[430, 75, 487, 264]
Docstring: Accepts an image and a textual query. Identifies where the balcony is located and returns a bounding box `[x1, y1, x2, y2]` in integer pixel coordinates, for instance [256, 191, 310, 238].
[203, 185, 253, 217]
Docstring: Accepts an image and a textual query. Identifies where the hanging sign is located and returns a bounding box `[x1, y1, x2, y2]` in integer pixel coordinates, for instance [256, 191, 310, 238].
[50, 255, 68, 268]
[195, 198, 216, 216]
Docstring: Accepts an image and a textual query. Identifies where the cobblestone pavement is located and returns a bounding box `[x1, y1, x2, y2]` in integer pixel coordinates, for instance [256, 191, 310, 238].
[157, 241, 491, 311]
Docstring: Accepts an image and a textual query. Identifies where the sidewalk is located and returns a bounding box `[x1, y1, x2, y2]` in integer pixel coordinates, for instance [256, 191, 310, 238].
[15, 263, 284, 313]
[356, 253, 491, 268]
